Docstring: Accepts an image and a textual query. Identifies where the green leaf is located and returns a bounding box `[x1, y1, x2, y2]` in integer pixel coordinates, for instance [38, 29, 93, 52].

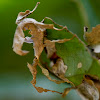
[41, 17, 100, 86]
[40, 18, 96, 86]
[88, 58, 100, 78]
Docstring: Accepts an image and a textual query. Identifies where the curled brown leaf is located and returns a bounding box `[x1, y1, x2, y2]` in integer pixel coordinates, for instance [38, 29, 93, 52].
[16, 2, 40, 24]
[12, 26, 29, 56]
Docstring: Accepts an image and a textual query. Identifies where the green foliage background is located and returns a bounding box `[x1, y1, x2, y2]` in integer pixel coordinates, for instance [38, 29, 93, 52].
[0, 0, 100, 100]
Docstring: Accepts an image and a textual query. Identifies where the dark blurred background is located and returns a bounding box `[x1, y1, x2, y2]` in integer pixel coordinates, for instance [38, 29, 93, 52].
[0, 0, 100, 100]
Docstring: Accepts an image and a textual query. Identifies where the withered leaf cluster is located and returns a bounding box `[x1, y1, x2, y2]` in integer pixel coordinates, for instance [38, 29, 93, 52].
[12, 2, 100, 99]
[84, 25, 100, 45]
[12, 2, 75, 95]
[84, 25, 100, 59]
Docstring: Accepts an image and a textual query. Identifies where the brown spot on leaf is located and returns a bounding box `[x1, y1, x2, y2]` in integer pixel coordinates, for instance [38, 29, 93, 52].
[77, 62, 82, 69]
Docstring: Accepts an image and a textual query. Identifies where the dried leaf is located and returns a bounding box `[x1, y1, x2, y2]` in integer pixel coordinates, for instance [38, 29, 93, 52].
[85, 75, 100, 99]
[13, 7, 69, 59]
[38, 63, 65, 84]
[16, 2, 40, 24]
[52, 58, 68, 75]
[84, 25, 100, 58]
[44, 39, 56, 58]
[62, 88, 72, 98]
[12, 26, 29, 56]
[27, 63, 62, 94]
[13, 2, 75, 96]
[84, 25, 100, 45]
[13, 7, 74, 86]
[13, 2, 54, 57]
[77, 76, 99, 100]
